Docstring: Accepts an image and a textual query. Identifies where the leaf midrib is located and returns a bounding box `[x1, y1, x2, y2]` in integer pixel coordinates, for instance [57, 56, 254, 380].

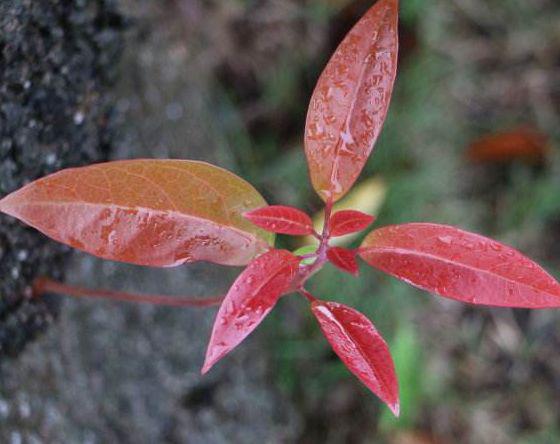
[361, 246, 560, 299]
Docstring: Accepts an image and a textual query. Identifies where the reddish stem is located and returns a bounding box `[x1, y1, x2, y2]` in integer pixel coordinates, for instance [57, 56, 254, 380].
[322, 199, 334, 240]
[33, 277, 224, 308]
[297, 253, 318, 260]
[289, 199, 336, 290]
[298, 288, 317, 303]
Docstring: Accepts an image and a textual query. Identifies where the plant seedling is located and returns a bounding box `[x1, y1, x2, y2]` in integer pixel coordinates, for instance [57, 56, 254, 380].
[1, 0, 559, 416]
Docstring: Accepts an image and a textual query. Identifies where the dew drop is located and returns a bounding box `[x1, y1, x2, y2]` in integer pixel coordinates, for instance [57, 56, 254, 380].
[437, 235, 453, 245]
[108, 231, 118, 245]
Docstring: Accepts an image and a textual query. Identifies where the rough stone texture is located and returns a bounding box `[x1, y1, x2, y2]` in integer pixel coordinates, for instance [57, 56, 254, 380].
[0, 261, 298, 443]
[0, 0, 123, 356]
[0, 1, 300, 442]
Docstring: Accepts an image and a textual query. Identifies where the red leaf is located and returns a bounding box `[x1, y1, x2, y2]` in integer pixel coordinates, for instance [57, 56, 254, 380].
[202, 249, 300, 373]
[360, 223, 560, 308]
[311, 300, 399, 416]
[0, 159, 273, 267]
[327, 247, 359, 276]
[330, 210, 375, 237]
[304, 0, 399, 202]
[244, 205, 314, 235]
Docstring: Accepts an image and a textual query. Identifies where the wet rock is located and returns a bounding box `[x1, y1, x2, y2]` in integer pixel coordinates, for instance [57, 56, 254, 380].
[0, 0, 123, 355]
[0, 1, 301, 442]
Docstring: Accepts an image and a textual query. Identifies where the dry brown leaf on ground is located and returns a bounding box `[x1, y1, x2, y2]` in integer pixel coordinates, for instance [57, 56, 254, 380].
[466, 126, 549, 164]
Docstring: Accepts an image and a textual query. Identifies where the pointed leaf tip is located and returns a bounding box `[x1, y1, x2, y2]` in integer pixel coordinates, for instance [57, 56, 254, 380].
[311, 301, 399, 414]
[390, 401, 400, 418]
[202, 249, 300, 373]
[304, 0, 399, 202]
[200, 361, 212, 375]
[244, 205, 314, 236]
[360, 223, 560, 308]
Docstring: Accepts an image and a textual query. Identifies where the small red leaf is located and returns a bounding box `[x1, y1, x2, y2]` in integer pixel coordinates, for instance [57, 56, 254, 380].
[360, 223, 560, 308]
[0, 159, 273, 267]
[311, 300, 399, 416]
[202, 249, 300, 373]
[304, 0, 399, 202]
[329, 210, 375, 237]
[244, 205, 314, 235]
[327, 247, 359, 276]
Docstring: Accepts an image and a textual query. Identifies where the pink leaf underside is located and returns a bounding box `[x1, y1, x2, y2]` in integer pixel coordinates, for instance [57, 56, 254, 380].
[0, 159, 274, 267]
[330, 210, 375, 237]
[244, 205, 314, 235]
[327, 247, 359, 276]
[304, 0, 399, 202]
[360, 223, 560, 308]
[312, 300, 399, 416]
[202, 249, 300, 373]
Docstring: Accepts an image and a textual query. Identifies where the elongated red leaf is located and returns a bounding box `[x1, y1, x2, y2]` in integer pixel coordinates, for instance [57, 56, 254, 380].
[202, 249, 300, 373]
[0, 159, 273, 267]
[360, 223, 560, 308]
[312, 300, 399, 415]
[330, 209, 375, 237]
[244, 205, 314, 235]
[304, 0, 399, 202]
[327, 247, 359, 276]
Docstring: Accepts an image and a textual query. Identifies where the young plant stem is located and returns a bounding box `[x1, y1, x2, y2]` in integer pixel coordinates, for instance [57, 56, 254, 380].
[290, 199, 335, 290]
[33, 277, 224, 308]
[297, 253, 318, 260]
[298, 288, 317, 303]
[311, 230, 322, 241]
[322, 199, 334, 240]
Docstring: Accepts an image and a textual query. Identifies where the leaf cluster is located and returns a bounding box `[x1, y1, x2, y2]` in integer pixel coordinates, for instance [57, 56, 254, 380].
[1, 0, 559, 415]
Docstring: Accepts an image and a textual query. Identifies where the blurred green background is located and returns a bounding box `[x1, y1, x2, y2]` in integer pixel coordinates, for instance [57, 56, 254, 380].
[160, 0, 560, 442]
[4, 0, 559, 442]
